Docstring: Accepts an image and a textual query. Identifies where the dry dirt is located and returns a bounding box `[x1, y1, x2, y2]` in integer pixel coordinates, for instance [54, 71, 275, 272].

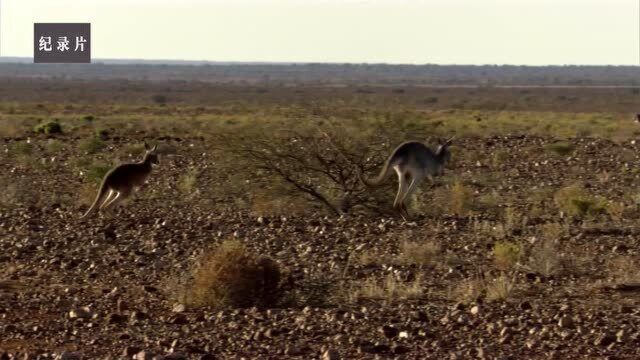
[1, 133, 640, 359]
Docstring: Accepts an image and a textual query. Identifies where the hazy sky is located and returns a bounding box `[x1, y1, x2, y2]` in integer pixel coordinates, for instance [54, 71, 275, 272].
[1, 0, 638, 65]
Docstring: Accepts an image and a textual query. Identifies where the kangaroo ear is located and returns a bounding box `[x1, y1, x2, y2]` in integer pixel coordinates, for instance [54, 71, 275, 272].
[144, 142, 150, 151]
[151, 144, 158, 152]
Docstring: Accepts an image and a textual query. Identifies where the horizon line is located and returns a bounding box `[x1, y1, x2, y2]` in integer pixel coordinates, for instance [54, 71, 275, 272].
[0, 56, 638, 67]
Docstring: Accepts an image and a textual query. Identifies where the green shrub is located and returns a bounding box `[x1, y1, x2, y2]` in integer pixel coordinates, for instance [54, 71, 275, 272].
[79, 137, 106, 154]
[34, 121, 62, 135]
[554, 184, 607, 218]
[86, 163, 111, 183]
[95, 128, 109, 140]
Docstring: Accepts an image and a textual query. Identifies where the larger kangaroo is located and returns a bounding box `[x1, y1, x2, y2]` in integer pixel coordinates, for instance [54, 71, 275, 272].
[80, 143, 159, 218]
[359, 138, 453, 218]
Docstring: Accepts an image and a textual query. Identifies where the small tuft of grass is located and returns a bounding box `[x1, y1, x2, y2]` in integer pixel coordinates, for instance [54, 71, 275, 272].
[449, 181, 474, 215]
[178, 168, 199, 196]
[79, 137, 106, 154]
[449, 275, 485, 304]
[45, 139, 64, 154]
[554, 184, 608, 218]
[486, 272, 517, 301]
[395, 240, 441, 266]
[346, 274, 423, 302]
[527, 238, 562, 277]
[449, 271, 517, 303]
[86, 163, 111, 183]
[543, 142, 574, 156]
[8, 141, 34, 158]
[119, 143, 146, 157]
[181, 239, 284, 308]
[95, 128, 110, 140]
[493, 241, 522, 270]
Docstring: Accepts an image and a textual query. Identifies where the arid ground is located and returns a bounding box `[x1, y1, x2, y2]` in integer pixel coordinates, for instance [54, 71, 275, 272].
[1, 77, 640, 359]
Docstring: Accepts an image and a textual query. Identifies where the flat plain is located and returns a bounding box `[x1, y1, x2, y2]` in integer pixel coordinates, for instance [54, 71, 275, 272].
[1, 74, 640, 359]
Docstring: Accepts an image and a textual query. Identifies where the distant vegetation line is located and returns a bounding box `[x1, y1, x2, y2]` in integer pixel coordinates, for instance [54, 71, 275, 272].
[0, 62, 638, 86]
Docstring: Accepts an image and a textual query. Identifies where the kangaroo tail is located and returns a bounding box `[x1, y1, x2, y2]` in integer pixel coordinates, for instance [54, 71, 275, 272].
[358, 154, 395, 187]
[80, 180, 109, 219]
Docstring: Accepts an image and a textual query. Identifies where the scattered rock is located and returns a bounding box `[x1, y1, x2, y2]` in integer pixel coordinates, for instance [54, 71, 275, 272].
[321, 349, 340, 360]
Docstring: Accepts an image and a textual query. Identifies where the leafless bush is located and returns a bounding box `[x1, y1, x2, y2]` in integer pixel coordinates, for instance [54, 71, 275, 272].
[214, 120, 425, 215]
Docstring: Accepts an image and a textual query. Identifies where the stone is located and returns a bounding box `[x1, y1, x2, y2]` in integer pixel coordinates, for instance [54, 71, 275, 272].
[169, 314, 188, 325]
[136, 351, 155, 360]
[594, 333, 616, 347]
[392, 345, 410, 355]
[379, 325, 399, 339]
[373, 344, 391, 354]
[108, 313, 128, 324]
[69, 307, 93, 319]
[59, 352, 82, 360]
[321, 349, 340, 360]
[558, 316, 574, 329]
[172, 304, 186, 313]
[123, 347, 141, 357]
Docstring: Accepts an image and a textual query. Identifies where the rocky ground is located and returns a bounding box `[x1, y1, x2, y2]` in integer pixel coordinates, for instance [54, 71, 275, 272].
[1, 134, 640, 359]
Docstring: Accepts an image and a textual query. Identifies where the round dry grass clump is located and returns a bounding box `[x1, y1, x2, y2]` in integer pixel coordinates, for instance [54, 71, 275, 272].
[186, 239, 282, 308]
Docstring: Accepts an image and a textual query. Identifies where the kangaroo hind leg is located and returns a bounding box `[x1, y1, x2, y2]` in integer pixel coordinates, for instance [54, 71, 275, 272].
[393, 166, 409, 219]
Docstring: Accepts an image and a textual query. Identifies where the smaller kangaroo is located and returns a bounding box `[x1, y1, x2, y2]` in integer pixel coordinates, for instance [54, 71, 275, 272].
[80, 143, 159, 218]
[359, 138, 453, 218]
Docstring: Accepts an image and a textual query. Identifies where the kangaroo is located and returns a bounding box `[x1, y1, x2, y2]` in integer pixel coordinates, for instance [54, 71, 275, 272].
[80, 143, 159, 218]
[359, 138, 453, 218]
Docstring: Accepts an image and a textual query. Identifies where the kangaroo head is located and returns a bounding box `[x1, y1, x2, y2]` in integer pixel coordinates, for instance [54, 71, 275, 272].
[143, 142, 160, 165]
[435, 137, 454, 174]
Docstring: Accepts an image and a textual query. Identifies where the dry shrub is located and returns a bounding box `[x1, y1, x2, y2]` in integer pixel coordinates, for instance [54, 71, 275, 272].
[184, 239, 283, 308]
[527, 239, 562, 277]
[540, 222, 566, 241]
[486, 272, 517, 301]
[503, 207, 527, 235]
[395, 240, 441, 266]
[346, 274, 423, 302]
[449, 181, 474, 215]
[493, 241, 522, 270]
[178, 168, 200, 196]
[477, 191, 502, 212]
[358, 249, 390, 266]
[605, 201, 626, 222]
[77, 183, 99, 207]
[449, 271, 517, 303]
[449, 276, 485, 304]
[554, 184, 607, 218]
